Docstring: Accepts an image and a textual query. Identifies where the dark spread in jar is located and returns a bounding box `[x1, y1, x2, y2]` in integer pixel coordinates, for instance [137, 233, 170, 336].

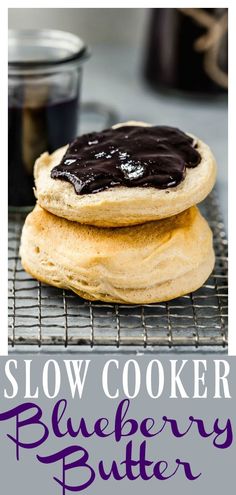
[50, 125, 201, 194]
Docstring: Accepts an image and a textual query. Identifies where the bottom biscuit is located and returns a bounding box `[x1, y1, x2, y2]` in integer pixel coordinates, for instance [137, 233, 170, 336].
[20, 205, 215, 304]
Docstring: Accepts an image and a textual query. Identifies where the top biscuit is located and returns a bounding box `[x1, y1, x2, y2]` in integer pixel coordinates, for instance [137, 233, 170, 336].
[34, 121, 217, 227]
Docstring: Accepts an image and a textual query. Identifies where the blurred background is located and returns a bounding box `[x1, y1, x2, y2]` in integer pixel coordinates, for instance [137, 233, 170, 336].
[9, 8, 148, 48]
[8, 8, 228, 225]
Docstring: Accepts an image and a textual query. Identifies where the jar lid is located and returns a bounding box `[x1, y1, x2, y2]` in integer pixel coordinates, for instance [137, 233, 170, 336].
[8, 29, 90, 73]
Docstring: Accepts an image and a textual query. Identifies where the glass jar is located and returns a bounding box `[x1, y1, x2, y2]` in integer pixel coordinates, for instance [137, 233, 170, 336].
[8, 29, 89, 209]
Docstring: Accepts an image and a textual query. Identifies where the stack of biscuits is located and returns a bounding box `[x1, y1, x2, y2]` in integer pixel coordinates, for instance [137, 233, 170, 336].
[20, 121, 217, 304]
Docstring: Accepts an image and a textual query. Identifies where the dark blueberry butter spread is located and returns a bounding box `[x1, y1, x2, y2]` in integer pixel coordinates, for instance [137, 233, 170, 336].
[50, 125, 201, 194]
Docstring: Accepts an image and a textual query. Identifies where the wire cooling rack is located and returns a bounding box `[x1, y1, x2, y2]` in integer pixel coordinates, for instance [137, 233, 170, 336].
[8, 190, 228, 353]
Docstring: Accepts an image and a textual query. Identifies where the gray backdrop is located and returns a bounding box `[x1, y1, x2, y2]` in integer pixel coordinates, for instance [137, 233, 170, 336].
[8, 8, 148, 48]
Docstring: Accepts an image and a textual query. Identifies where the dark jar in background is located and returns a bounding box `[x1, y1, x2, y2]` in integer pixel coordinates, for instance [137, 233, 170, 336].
[144, 8, 228, 95]
[8, 29, 89, 210]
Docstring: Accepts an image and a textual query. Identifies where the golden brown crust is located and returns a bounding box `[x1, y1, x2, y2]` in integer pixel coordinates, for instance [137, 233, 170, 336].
[34, 121, 217, 227]
[20, 205, 215, 304]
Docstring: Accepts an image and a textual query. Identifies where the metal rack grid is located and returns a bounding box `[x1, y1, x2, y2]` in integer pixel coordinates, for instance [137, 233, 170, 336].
[8, 190, 228, 352]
